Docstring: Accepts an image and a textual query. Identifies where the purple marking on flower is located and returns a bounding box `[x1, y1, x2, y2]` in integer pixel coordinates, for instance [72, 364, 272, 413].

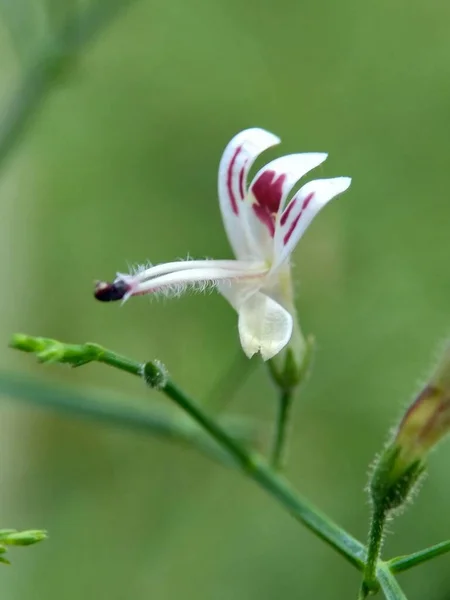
[253, 204, 275, 237]
[251, 170, 286, 214]
[227, 146, 242, 215]
[283, 192, 315, 245]
[238, 160, 248, 200]
[280, 198, 296, 226]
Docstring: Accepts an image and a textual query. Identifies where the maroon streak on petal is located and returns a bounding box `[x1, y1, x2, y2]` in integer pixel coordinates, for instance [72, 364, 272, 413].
[253, 204, 275, 237]
[283, 192, 315, 246]
[238, 159, 248, 200]
[227, 145, 242, 215]
[280, 198, 297, 226]
[301, 192, 314, 211]
[251, 170, 286, 214]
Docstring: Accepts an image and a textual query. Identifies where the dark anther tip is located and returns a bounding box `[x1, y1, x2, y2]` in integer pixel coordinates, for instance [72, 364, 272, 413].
[94, 279, 129, 302]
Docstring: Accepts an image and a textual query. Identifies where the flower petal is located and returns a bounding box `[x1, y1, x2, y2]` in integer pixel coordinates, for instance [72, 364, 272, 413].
[238, 292, 293, 360]
[245, 153, 328, 257]
[273, 177, 351, 268]
[218, 128, 280, 259]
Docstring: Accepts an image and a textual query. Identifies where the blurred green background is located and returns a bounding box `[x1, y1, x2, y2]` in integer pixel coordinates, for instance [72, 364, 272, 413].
[0, 0, 449, 597]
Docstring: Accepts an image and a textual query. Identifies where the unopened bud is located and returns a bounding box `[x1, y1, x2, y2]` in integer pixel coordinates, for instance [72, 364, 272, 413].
[1, 530, 47, 546]
[268, 320, 314, 393]
[395, 344, 450, 471]
[370, 343, 450, 513]
[142, 360, 168, 390]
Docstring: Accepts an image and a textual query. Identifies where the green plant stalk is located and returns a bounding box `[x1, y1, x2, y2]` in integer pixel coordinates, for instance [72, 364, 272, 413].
[360, 504, 387, 597]
[376, 564, 408, 600]
[151, 369, 366, 568]
[271, 389, 293, 470]
[10, 335, 366, 570]
[388, 539, 450, 574]
[0, 371, 261, 466]
[0, 0, 140, 171]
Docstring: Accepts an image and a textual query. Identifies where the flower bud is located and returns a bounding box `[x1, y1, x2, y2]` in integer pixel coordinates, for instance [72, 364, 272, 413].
[0, 530, 47, 546]
[142, 360, 168, 390]
[370, 343, 450, 513]
[267, 326, 314, 392]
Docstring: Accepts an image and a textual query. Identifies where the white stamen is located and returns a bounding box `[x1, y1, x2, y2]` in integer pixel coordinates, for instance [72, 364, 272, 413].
[125, 264, 268, 298]
[116, 259, 266, 285]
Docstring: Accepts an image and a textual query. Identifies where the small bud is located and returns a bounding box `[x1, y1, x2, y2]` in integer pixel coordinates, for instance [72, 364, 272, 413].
[142, 360, 168, 390]
[267, 321, 314, 393]
[2, 530, 47, 546]
[370, 343, 450, 513]
[394, 344, 450, 473]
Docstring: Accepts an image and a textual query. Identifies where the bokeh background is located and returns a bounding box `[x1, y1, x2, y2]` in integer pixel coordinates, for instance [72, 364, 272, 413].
[0, 0, 449, 597]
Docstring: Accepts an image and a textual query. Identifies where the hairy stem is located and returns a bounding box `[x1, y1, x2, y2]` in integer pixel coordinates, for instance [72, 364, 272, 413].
[360, 504, 387, 597]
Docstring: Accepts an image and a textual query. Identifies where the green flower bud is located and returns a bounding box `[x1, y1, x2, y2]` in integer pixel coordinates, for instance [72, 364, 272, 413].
[142, 360, 168, 390]
[267, 328, 314, 392]
[2, 530, 47, 546]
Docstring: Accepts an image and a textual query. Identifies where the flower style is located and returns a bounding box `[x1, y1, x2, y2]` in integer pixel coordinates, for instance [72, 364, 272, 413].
[95, 128, 351, 360]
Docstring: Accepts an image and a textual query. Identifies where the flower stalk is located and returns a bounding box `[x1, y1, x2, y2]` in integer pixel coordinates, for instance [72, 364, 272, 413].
[271, 389, 294, 470]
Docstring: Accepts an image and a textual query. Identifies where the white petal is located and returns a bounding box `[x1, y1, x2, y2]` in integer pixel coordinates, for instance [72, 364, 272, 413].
[273, 177, 351, 267]
[218, 128, 280, 259]
[245, 153, 327, 259]
[238, 292, 293, 360]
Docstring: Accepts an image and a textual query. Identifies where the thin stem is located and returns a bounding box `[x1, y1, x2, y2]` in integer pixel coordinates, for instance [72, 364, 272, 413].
[271, 390, 293, 470]
[388, 539, 450, 574]
[360, 503, 387, 598]
[0, 370, 260, 466]
[0, 0, 140, 171]
[10, 334, 367, 570]
[376, 564, 408, 600]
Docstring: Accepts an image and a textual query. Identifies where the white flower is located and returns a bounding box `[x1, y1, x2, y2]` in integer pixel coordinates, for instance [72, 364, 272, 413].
[95, 128, 351, 360]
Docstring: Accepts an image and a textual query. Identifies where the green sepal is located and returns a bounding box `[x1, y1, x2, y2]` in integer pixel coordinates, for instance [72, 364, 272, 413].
[370, 445, 425, 512]
[268, 335, 315, 393]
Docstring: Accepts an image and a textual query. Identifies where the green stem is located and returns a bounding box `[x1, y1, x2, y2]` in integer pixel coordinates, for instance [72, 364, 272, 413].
[0, 0, 140, 171]
[360, 504, 387, 597]
[376, 564, 408, 600]
[388, 539, 450, 574]
[10, 334, 367, 570]
[271, 390, 293, 470]
[0, 371, 260, 466]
